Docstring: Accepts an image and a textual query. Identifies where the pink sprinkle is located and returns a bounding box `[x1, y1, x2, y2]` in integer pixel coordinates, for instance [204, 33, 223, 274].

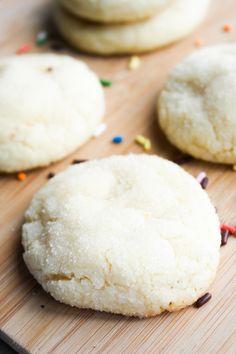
[196, 171, 206, 184]
[196, 171, 209, 189]
[16, 43, 31, 55]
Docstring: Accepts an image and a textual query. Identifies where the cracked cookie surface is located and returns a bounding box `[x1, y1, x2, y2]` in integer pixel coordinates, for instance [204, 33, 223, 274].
[158, 44, 236, 164]
[0, 54, 105, 172]
[22, 155, 220, 317]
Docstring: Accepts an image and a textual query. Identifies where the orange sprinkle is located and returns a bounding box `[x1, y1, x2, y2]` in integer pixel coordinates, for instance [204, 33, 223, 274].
[194, 38, 204, 48]
[17, 172, 27, 181]
[223, 23, 233, 32]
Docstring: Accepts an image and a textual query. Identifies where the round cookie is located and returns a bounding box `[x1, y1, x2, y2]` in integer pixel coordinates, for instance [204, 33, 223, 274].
[158, 44, 236, 164]
[0, 54, 105, 173]
[54, 0, 211, 55]
[22, 155, 220, 317]
[60, 0, 172, 24]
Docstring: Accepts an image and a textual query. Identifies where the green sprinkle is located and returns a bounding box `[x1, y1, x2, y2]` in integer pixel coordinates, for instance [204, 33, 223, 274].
[36, 31, 48, 46]
[100, 78, 112, 87]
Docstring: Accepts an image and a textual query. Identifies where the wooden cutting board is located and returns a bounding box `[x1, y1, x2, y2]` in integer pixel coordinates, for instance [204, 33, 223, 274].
[0, 0, 236, 353]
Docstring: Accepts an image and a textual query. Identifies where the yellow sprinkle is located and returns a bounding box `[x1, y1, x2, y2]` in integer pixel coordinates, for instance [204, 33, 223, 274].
[128, 56, 141, 70]
[232, 164, 236, 171]
[135, 135, 151, 151]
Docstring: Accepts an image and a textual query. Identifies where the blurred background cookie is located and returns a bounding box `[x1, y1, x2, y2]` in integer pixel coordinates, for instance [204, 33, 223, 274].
[60, 0, 172, 24]
[158, 44, 236, 164]
[53, 0, 211, 55]
[0, 54, 105, 172]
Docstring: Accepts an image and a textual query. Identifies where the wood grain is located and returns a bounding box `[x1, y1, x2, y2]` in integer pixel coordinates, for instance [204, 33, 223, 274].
[0, 0, 236, 353]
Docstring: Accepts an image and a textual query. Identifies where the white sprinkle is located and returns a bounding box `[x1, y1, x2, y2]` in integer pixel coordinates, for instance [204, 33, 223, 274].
[36, 31, 48, 41]
[93, 123, 107, 137]
[196, 171, 207, 184]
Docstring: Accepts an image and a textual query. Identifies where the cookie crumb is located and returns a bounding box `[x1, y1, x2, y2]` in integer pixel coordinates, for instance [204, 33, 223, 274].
[128, 56, 141, 70]
[46, 67, 53, 72]
[17, 172, 27, 181]
[223, 23, 233, 32]
[194, 293, 212, 308]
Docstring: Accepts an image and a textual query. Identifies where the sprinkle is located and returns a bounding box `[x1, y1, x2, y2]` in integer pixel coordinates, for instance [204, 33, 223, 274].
[47, 172, 55, 179]
[36, 31, 48, 46]
[220, 224, 236, 236]
[196, 171, 209, 189]
[16, 44, 31, 55]
[112, 135, 124, 144]
[93, 123, 107, 137]
[194, 293, 212, 308]
[232, 164, 236, 171]
[194, 38, 204, 48]
[100, 78, 112, 87]
[16, 172, 27, 181]
[173, 154, 193, 165]
[223, 23, 233, 32]
[128, 56, 141, 70]
[221, 229, 229, 247]
[72, 159, 87, 164]
[135, 135, 151, 151]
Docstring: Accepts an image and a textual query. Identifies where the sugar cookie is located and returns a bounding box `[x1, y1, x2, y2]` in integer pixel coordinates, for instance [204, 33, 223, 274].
[54, 0, 210, 55]
[22, 155, 220, 317]
[158, 44, 236, 163]
[0, 54, 105, 172]
[60, 0, 172, 24]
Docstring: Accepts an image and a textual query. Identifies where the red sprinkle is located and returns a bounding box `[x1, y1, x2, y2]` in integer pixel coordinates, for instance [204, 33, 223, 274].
[220, 224, 236, 236]
[16, 43, 31, 55]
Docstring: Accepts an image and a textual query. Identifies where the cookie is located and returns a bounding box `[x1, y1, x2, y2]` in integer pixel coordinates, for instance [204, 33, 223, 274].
[60, 0, 172, 24]
[0, 54, 105, 172]
[54, 0, 210, 55]
[158, 44, 236, 164]
[22, 155, 220, 317]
